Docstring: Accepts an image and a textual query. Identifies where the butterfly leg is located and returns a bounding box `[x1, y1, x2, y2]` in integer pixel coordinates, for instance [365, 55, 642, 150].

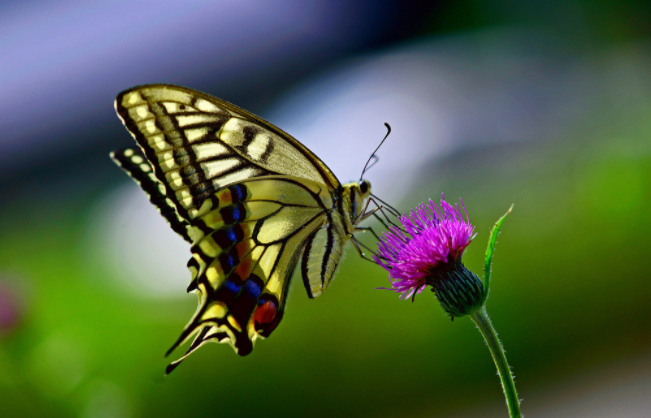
[369, 193, 401, 217]
[354, 226, 381, 242]
[364, 195, 399, 221]
[350, 235, 381, 263]
[357, 195, 381, 224]
[367, 198, 404, 232]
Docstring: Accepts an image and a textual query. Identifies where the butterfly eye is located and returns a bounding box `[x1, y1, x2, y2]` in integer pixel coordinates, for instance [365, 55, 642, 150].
[359, 180, 369, 194]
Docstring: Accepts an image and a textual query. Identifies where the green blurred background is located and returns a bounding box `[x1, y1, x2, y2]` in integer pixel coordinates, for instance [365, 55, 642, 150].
[1, 1, 650, 417]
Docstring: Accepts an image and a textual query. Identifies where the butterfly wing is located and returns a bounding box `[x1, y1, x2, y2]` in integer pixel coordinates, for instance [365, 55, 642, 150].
[114, 84, 340, 222]
[164, 176, 337, 373]
[112, 85, 358, 371]
[300, 215, 346, 299]
[110, 147, 193, 243]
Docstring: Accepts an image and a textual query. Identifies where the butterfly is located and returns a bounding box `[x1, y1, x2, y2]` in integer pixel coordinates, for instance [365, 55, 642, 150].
[110, 84, 378, 373]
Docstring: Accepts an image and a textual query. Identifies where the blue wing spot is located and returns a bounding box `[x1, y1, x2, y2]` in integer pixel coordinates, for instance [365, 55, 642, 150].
[213, 225, 244, 248]
[220, 203, 246, 225]
[244, 276, 263, 300]
[225, 254, 235, 268]
[229, 206, 241, 223]
[230, 184, 247, 202]
[224, 277, 242, 294]
[212, 272, 244, 305]
[227, 228, 238, 243]
[218, 250, 239, 272]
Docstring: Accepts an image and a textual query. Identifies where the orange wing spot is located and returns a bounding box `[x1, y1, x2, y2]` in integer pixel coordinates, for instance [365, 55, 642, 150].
[234, 240, 254, 260]
[233, 255, 254, 280]
[215, 188, 233, 206]
[239, 222, 251, 236]
[254, 300, 277, 327]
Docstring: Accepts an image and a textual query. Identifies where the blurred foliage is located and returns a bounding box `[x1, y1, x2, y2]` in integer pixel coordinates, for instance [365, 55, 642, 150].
[426, 0, 651, 44]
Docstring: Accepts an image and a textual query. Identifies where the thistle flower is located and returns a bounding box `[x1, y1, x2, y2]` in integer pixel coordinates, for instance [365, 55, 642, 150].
[373, 198, 521, 417]
[374, 195, 485, 317]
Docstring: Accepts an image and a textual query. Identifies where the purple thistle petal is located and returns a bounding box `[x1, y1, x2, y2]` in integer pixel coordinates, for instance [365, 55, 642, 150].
[375, 195, 476, 300]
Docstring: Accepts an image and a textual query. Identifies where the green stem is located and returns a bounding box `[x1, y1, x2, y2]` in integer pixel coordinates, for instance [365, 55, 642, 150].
[469, 307, 521, 418]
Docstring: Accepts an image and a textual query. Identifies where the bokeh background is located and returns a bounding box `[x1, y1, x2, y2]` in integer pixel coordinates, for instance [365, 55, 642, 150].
[1, 1, 651, 417]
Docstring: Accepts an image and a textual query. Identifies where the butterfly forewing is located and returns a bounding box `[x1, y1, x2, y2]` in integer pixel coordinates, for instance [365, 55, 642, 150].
[110, 147, 193, 243]
[115, 85, 340, 220]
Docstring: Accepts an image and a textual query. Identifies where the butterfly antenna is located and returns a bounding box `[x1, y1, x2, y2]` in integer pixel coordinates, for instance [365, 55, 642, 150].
[360, 123, 391, 181]
[365, 155, 379, 173]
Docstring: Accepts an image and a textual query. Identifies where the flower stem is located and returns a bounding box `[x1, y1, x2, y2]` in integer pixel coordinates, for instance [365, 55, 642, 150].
[469, 307, 521, 418]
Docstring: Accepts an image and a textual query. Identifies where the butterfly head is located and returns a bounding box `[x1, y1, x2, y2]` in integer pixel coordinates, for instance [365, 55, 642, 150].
[359, 179, 371, 196]
[341, 179, 372, 228]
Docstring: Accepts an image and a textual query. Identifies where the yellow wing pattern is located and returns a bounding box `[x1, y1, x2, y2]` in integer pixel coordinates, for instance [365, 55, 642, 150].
[112, 85, 371, 373]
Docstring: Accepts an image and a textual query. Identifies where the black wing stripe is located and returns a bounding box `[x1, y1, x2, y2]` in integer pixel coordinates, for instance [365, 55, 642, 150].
[116, 94, 275, 217]
[320, 224, 335, 286]
[117, 84, 341, 189]
[300, 229, 318, 298]
[298, 220, 343, 299]
[110, 147, 193, 243]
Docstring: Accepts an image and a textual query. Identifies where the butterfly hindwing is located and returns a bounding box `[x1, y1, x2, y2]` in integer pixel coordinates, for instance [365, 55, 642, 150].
[300, 220, 345, 299]
[164, 176, 334, 372]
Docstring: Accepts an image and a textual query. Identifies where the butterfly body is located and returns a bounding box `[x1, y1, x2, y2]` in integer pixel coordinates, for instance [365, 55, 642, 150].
[110, 85, 371, 372]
